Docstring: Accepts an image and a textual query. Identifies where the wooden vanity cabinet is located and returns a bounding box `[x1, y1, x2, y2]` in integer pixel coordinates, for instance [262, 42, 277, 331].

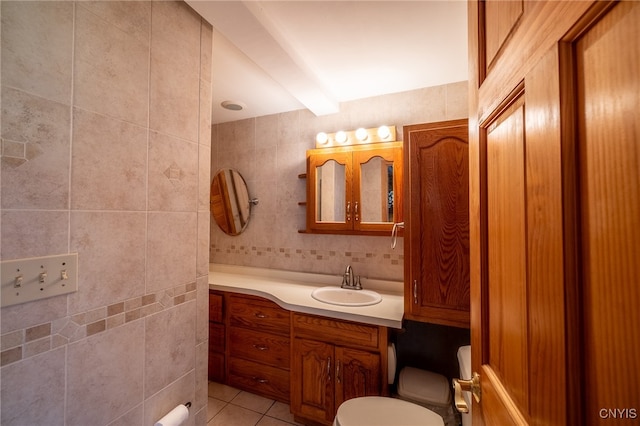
[290, 312, 388, 426]
[403, 120, 470, 328]
[208, 291, 225, 382]
[225, 293, 291, 402]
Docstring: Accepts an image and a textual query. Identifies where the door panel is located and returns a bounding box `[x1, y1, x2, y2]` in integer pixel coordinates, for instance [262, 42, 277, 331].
[484, 95, 529, 423]
[335, 347, 381, 407]
[291, 338, 334, 422]
[576, 2, 640, 422]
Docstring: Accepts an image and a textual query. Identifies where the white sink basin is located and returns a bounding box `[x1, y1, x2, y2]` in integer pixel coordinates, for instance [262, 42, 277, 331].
[311, 286, 382, 307]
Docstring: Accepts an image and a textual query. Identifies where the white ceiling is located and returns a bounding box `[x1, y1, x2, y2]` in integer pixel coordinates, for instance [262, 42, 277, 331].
[186, 1, 469, 124]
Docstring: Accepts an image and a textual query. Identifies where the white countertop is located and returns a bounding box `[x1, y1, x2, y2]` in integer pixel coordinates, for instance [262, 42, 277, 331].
[209, 264, 404, 329]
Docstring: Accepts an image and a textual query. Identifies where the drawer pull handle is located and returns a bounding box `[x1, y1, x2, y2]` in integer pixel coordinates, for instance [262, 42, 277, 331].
[253, 344, 269, 351]
[327, 357, 332, 381]
[252, 377, 269, 384]
[336, 360, 341, 384]
[255, 312, 267, 319]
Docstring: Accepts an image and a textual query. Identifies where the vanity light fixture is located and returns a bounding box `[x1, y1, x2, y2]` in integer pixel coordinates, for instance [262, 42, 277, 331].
[335, 131, 348, 144]
[314, 126, 397, 148]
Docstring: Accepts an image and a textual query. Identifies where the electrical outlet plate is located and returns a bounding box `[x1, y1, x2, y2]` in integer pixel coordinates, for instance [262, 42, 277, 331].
[1, 253, 78, 307]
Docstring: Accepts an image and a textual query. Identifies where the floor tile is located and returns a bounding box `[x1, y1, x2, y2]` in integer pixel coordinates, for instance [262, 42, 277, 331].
[207, 403, 263, 426]
[231, 391, 275, 414]
[207, 397, 227, 422]
[257, 416, 296, 426]
[208, 381, 241, 402]
[265, 401, 299, 424]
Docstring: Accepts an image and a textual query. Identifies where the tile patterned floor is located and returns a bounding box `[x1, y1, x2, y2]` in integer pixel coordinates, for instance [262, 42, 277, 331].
[207, 381, 305, 426]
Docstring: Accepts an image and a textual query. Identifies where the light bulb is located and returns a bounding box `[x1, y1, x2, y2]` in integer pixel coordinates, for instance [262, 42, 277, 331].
[377, 125, 391, 140]
[355, 128, 368, 141]
[335, 131, 348, 144]
[316, 132, 328, 145]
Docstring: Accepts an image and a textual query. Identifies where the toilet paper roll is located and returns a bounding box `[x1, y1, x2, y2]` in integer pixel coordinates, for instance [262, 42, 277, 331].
[388, 343, 397, 385]
[154, 404, 189, 426]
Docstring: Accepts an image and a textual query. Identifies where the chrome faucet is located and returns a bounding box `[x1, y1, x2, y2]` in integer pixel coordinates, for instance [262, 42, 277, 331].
[341, 265, 363, 290]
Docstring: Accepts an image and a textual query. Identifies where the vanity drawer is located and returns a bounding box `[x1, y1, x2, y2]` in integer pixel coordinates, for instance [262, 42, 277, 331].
[292, 313, 380, 350]
[227, 294, 290, 335]
[227, 357, 290, 403]
[228, 326, 290, 368]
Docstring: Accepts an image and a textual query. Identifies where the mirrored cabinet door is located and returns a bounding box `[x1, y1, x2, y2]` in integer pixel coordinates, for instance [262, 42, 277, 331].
[353, 144, 402, 233]
[307, 150, 353, 232]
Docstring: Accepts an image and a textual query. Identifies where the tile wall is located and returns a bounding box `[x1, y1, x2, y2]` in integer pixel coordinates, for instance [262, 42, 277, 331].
[210, 82, 469, 281]
[1, 2, 212, 425]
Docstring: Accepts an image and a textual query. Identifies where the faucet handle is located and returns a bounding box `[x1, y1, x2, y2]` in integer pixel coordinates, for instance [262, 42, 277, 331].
[354, 276, 363, 290]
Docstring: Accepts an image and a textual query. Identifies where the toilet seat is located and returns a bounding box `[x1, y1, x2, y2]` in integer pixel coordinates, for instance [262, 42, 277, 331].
[334, 396, 444, 426]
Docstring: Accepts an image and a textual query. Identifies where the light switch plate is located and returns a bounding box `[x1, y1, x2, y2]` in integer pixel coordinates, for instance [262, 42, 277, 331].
[1, 253, 78, 307]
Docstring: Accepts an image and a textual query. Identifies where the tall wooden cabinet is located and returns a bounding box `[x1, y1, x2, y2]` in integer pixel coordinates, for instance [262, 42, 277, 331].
[466, 1, 639, 425]
[403, 119, 470, 328]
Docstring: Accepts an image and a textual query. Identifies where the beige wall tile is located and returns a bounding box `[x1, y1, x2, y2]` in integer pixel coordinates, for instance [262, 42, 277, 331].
[0, 210, 69, 259]
[107, 404, 143, 426]
[77, 1, 151, 45]
[71, 109, 148, 210]
[197, 212, 210, 277]
[149, 2, 201, 141]
[148, 132, 199, 212]
[74, 6, 149, 126]
[144, 301, 196, 397]
[0, 348, 65, 426]
[1, 88, 71, 209]
[69, 212, 146, 313]
[67, 320, 144, 426]
[1, 2, 73, 104]
[143, 370, 196, 426]
[146, 212, 197, 292]
[198, 144, 212, 212]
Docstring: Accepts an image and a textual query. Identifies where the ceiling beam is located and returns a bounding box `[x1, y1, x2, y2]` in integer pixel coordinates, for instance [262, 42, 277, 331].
[194, 1, 339, 116]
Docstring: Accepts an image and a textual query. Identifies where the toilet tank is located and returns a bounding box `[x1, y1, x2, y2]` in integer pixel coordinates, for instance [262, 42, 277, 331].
[457, 346, 472, 426]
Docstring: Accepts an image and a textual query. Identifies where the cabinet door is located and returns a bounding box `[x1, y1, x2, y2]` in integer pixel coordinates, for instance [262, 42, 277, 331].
[404, 120, 470, 328]
[291, 338, 335, 424]
[307, 150, 353, 232]
[352, 144, 403, 233]
[335, 346, 381, 407]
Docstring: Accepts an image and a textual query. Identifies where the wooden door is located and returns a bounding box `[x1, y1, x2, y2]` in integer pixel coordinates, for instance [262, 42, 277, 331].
[404, 120, 470, 328]
[290, 338, 334, 424]
[468, 1, 640, 425]
[334, 346, 381, 407]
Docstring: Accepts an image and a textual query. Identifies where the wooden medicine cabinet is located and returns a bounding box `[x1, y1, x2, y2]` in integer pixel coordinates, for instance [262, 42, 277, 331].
[304, 142, 402, 235]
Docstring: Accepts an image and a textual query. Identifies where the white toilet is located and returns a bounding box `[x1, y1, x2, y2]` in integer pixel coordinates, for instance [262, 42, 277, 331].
[334, 396, 444, 426]
[333, 345, 471, 426]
